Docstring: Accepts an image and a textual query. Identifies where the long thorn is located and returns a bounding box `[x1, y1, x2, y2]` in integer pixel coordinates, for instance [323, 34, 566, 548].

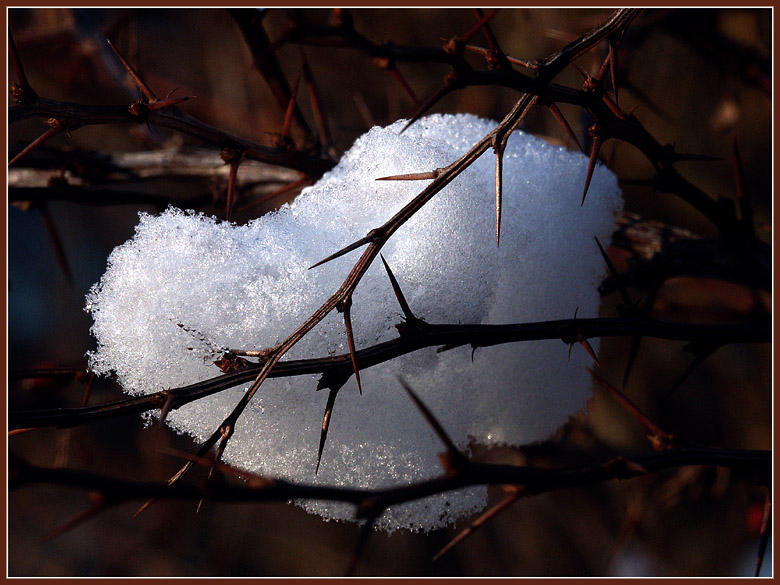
[309, 235, 373, 270]
[341, 299, 362, 395]
[398, 378, 461, 464]
[345, 513, 378, 576]
[380, 254, 415, 321]
[588, 367, 672, 448]
[44, 495, 108, 542]
[594, 236, 632, 308]
[39, 202, 74, 285]
[549, 103, 584, 153]
[316, 386, 340, 475]
[460, 8, 499, 43]
[282, 66, 304, 139]
[582, 134, 602, 206]
[390, 66, 419, 105]
[401, 84, 453, 134]
[106, 39, 157, 101]
[9, 122, 65, 167]
[376, 169, 441, 181]
[494, 141, 504, 247]
[433, 489, 520, 561]
[225, 159, 240, 221]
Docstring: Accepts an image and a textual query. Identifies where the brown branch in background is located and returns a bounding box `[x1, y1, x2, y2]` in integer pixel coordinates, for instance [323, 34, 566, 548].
[229, 9, 314, 142]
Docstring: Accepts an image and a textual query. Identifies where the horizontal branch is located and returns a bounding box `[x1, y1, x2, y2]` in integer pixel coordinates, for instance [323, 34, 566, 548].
[10, 316, 768, 430]
[10, 98, 334, 177]
[10, 447, 770, 513]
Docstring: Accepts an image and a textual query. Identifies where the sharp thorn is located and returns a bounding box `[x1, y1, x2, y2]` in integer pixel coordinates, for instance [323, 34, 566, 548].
[582, 135, 602, 206]
[341, 299, 362, 395]
[106, 38, 157, 101]
[380, 254, 415, 321]
[316, 386, 340, 475]
[309, 235, 372, 269]
[376, 169, 440, 181]
[401, 84, 452, 134]
[548, 103, 584, 154]
[398, 378, 461, 464]
[494, 144, 503, 247]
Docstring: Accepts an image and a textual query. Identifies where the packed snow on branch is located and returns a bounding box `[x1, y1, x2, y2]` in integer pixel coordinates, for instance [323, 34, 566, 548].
[86, 114, 622, 531]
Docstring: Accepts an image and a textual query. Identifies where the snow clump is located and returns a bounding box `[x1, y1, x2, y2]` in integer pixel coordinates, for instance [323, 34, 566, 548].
[86, 113, 622, 531]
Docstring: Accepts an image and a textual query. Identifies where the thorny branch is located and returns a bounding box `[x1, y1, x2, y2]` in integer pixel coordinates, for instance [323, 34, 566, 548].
[9, 315, 769, 431]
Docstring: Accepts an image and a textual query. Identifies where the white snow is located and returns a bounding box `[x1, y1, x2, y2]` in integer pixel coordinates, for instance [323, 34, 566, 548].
[86, 113, 622, 531]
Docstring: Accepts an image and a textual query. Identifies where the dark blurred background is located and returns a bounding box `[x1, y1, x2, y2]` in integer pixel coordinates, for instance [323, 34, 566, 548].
[8, 8, 771, 576]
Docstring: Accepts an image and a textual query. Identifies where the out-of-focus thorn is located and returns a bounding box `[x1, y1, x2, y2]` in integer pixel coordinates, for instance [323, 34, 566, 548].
[376, 169, 442, 181]
[463, 44, 538, 70]
[9, 30, 37, 103]
[398, 378, 466, 472]
[459, 8, 500, 43]
[623, 286, 658, 386]
[662, 343, 720, 402]
[44, 492, 108, 541]
[345, 512, 379, 576]
[146, 95, 195, 110]
[755, 492, 771, 577]
[433, 487, 520, 561]
[338, 297, 362, 395]
[225, 159, 240, 221]
[240, 176, 309, 212]
[158, 391, 176, 425]
[9, 428, 35, 437]
[548, 103, 584, 153]
[39, 201, 74, 285]
[582, 127, 603, 206]
[588, 367, 674, 451]
[282, 65, 304, 139]
[316, 385, 340, 475]
[594, 236, 633, 308]
[133, 498, 155, 517]
[80, 372, 95, 407]
[401, 82, 454, 134]
[106, 38, 157, 101]
[159, 446, 260, 482]
[390, 65, 419, 105]
[9, 119, 67, 167]
[380, 254, 415, 322]
[608, 38, 618, 104]
[299, 47, 332, 153]
[309, 234, 373, 270]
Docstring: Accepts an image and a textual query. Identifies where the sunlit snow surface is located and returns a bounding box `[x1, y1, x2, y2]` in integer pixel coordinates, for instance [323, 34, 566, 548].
[87, 114, 622, 531]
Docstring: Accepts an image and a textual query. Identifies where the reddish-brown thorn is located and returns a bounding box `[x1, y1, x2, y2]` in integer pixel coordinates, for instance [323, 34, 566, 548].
[9, 428, 35, 437]
[146, 95, 195, 111]
[433, 488, 521, 561]
[132, 497, 155, 518]
[380, 254, 415, 322]
[316, 385, 340, 475]
[608, 38, 618, 104]
[602, 92, 625, 119]
[80, 372, 95, 408]
[309, 234, 373, 270]
[548, 103, 584, 154]
[376, 169, 442, 181]
[44, 493, 108, 541]
[596, 49, 611, 83]
[573, 62, 589, 81]
[473, 8, 502, 56]
[401, 83, 453, 134]
[240, 177, 310, 212]
[159, 446, 258, 482]
[588, 367, 673, 450]
[9, 120, 66, 168]
[398, 378, 464, 470]
[579, 338, 600, 366]
[225, 159, 241, 221]
[339, 298, 362, 395]
[106, 39, 157, 102]
[158, 391, 176, 425]
[460, 8, 499, 44]
[345, 513, 378, 576]
[582, 133, 602, 206]
[463, 45, 537, 70]
[389, 65, 419, 105]
[9, 31, 34, 97]
[39, 202, 74, 285]
[755, 491, 771, 577]
[282, 65, 304, 139]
